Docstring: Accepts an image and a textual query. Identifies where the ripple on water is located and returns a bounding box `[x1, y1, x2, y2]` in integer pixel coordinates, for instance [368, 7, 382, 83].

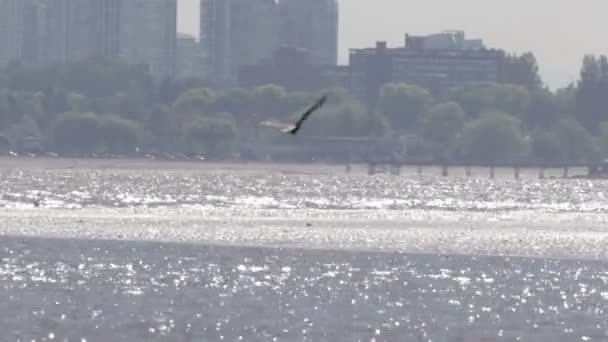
[3, 238, 600, 341]
[1, 166, 608, 213]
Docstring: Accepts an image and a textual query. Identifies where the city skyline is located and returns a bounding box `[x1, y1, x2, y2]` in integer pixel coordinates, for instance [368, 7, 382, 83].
[199, 0, 338, 84]
[0, 0, 177, 79]
[178, 0, 608, 89]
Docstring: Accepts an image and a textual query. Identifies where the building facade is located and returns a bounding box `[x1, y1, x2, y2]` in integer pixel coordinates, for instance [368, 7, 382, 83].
[279, 0, 339, 66]
[21, 0, 48, 64]
[0, 0, 25, 65]
[200, 0, 280, 84]
[43, 0, 82, 63]
[238, 46, 349, 92]
[176, 33, 204, 79]
[0, 0, 177, 79]
[200, 0, 231, 83]
[349, 32, 505, 104]
[119, 0, 177, 79]
[91, 0, 121, 57]
[230, 0, 280, 77]
[42, 0, 125, 63]
[406, 30, 485, 51]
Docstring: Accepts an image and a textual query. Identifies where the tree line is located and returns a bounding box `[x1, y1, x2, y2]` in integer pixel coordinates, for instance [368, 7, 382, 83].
[1, 53, 608, 164]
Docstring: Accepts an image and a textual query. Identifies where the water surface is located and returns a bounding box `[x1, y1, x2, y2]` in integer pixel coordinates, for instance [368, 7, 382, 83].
[1, 158, 608, 341]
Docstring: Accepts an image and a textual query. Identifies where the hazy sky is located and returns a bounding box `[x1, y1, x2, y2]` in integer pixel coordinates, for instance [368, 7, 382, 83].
[177, 0, 608, 89]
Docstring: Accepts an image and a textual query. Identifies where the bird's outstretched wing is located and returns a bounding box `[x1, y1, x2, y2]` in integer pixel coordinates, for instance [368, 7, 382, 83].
[257, 95, 328, 135]
[258, 120, 296, 133]
[289, 95, 328, 135]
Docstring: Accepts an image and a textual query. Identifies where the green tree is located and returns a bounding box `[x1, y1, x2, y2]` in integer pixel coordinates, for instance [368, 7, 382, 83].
[0, 91, 10, 129]
[145, 105, 179, 152]
[320, 87, 357, 105]
[5, 116, 42, 153]
[531, 130, 565, 163]
[555, 84, 577, 116]
[550, 118, 600, 163]
[214, 87, 253, 117]
[599, 122, 608, 153]
[281, 91, 318, 115]
[461, 111, 529, 163]
[421, 102, 466, 160]
[156, 77, 211, 105]
[66, 92, 87, 112]
[50, 111, 102, 154]
[173, 87, 217, 114]
[250, 84, 286, 119]
[297, 100, 372, 137]
[378, 82, 434, 132]
[6, 91, 45, 123]
[504, 52, 544, 90]
[525, 87, 559, 130]
[98, 115, 142, 154]
[575, 54, 608, 132]
[449, 82, 530, 119]
[181, 112, 238, 158]
[41, 88, 69, 123]
[0, 134, 9, 155]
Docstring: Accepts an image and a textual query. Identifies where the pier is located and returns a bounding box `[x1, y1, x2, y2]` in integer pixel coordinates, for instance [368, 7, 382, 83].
[363, 159, 608, 179]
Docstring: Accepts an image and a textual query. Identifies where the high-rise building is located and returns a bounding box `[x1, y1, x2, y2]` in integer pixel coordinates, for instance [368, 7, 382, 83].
[230, 0, 280, 77]
[0, 0, 25, 65]
[176, 33, 204, 79]
[119, 0, 177, 79]
[200, 0, 280, 84]
[0, 0, 56, 65]
[91, 0, 121, 57]
[21, 0, 48, 64]
[279, 0, 339, 66]
[349, 33, 505, 104]
[43, 0, 76, 63]
[200, 0, 231, 82]
[44, 0, 106, 62]
[238, 46, 350, 92]
[0, 0, 177, 79]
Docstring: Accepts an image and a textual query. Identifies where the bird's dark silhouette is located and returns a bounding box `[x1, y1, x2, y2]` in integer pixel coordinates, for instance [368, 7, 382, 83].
[258, 95, 327, 135]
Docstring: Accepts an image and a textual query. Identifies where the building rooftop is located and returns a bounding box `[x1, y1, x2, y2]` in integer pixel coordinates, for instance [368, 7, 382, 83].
[177, 32, 197, 40]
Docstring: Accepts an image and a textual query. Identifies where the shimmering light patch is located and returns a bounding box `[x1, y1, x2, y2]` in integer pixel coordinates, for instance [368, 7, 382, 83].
[1, 237, 608, 340]
[0, 163, 606, 213]
[0, 160, 607, 340]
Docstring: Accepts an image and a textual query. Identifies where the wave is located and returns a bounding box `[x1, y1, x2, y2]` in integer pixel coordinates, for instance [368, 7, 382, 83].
[1, 168, 607, 214]
[1, 193, 608, 214]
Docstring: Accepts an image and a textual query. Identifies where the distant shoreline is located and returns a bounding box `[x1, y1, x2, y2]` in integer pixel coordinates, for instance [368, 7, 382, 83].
[0, 155, 591, 179]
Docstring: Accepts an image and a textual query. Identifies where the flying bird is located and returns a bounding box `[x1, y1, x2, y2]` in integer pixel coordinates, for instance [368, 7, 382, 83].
[258, 95, 327, 135]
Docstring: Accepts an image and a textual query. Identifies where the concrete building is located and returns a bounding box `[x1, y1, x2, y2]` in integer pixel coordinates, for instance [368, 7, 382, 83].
[200, 0, 231, 83]
[279, 0, 339, 65]
[0, 0, 58, 65]
[0, 0, 177, 79]
[33, 0, 108, 63]
[230, 0, 280, 77]
[20, 0, 48, 64]
[405, 31, 485, 51]
[349, 32, 505, 104]
[0, 0, 25, 65]
[43, 0, 87, 63]
[238, 46, 349, 91]
[91, 0, 121, 57]
[176, 33, 204, 79]
[119, 0, 177, 79]
[200, 0, 280, 84]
